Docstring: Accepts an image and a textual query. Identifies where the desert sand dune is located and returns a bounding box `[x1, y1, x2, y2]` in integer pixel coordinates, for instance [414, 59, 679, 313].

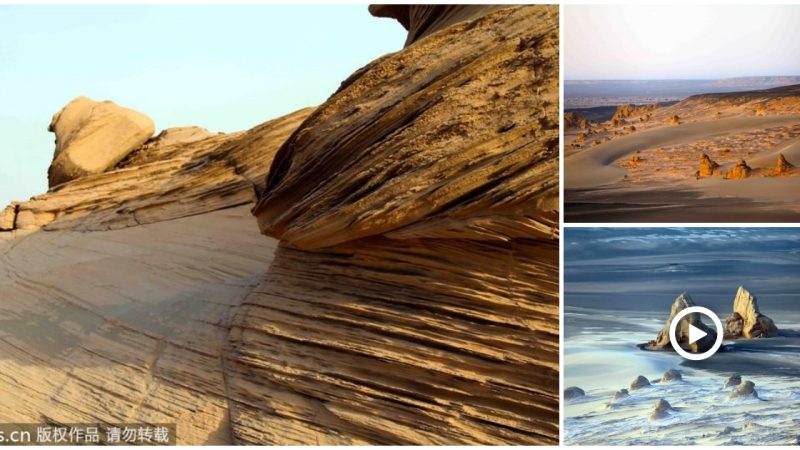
[565, 115, 800, 189]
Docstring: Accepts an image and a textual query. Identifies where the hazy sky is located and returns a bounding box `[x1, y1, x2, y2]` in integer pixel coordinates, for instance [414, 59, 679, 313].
[0, 5, 404, 207]
[566, 5, 800, 80]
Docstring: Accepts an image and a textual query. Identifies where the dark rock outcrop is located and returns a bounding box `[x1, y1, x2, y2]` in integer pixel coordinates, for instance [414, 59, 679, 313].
[661, 369, 682, 383]
[630, 375, 651, 390]
[369, 5, 506, 46]
[565, 386, 586, 400]
[723, 374, 742, 389]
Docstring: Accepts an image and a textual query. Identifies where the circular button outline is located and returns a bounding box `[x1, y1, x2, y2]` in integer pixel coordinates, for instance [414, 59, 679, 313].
[668, 306, 723, 361]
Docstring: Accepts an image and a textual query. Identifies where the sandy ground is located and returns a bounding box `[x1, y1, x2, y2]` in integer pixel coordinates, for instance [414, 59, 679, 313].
[0, 205, 277, 444]
[564, 115, 800, 222]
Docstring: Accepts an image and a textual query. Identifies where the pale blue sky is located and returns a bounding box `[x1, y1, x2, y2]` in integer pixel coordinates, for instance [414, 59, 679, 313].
[566, 5, 800, 80]
[0, 5, 405, 206]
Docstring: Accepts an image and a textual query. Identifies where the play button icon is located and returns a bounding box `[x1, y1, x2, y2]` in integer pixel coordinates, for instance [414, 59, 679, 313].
[669, 306, 724, 361]
[688, 323, 708, 345]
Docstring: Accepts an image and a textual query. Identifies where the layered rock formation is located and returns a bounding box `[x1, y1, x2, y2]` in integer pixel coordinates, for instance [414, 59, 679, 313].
[240, 4, 559, 445]
[724, 286, 778, 339]
[368, 5, 506, 46]
[645, 293, 717, 353]
[47, 97, 155, 187]
[0, 4, 559, 446]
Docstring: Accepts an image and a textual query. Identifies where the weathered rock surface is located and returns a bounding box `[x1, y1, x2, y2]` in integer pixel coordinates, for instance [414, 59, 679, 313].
[723, 374, 742, 389]
[0, 204, 16, 231]
[47, 96, 155, 187]
[369, 4, 506, 46]
[649, 399, 674, 420]
[0, 4, 559, 445]
[729, 380, 758, 400]
[724, 159, 752, 180]
[661, 369, 682, 383]
[565, 386, 586, 400]
[3, 108, 311, 232]
[245, 4, 559, 445]
[724, 286, 778, 339]
[630, 375, 651, 390]
[697, 152, 720, 177]
[645, 293, 717, 353]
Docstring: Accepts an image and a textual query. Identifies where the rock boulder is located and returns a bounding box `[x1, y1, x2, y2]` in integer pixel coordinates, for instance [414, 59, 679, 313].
[564, 386, 585, 401]
[645, 292, 717, 353]
[649, 399, 674, 420]
[728, 380, 758, 400]
[697, 153, 720, 177]
[724, 286, 778, 339]
[723, 160, 752, 180]
[48, 96, 155, 187]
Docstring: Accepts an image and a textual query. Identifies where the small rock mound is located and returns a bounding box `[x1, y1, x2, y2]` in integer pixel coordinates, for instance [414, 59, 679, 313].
[661, 369, 682, 383]
[723, 160, 752, 180]
[772, 153, 795, 176]
[613, 388, 630, 402]
[564, 386, 585, 401]
[48, 96, 155, 187]
[723, 374, 742, 389]
[670, 114, 680, 125]
[724, 286, 778, 339]
[649, 399, 674, 420]
[697, 153, 720, 177]
[728, 380, 758, 400]
[630, 375, 651, 390]
[645, 292, 717, 352]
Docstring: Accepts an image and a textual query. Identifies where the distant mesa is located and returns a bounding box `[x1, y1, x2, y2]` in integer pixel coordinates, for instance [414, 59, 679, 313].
[697, 153, 720, 177]
[723, 374, 742, 389]
[649, 399, 674, 421]
[630, 375, 650, 390]
[644, 292, 717, 353]
[47, 96, 155, 187]
[564, 386, 585, 400]
[661, 368, 682, 383]
[723, 159, 752, 180]
[724, 286, 778, 339]
[728, 380, 758, 400]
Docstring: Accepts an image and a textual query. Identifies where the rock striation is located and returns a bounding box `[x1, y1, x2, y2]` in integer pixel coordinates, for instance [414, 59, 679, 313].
[645, 293, 717, 353]
[243, 4, 559, 445]
[0, 4, 559, 446]
[47, 96, 155, 187]
[724, 286, 778, 339]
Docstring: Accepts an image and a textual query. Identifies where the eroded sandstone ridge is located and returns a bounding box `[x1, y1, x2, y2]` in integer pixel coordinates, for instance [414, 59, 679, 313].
[0, 4, 558, 445]
[724, 286, 778, 339]
[240, 4, 559, 445]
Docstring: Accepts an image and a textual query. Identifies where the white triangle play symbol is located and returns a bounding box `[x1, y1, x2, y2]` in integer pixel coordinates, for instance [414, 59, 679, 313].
[688, 324, 708, 345]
